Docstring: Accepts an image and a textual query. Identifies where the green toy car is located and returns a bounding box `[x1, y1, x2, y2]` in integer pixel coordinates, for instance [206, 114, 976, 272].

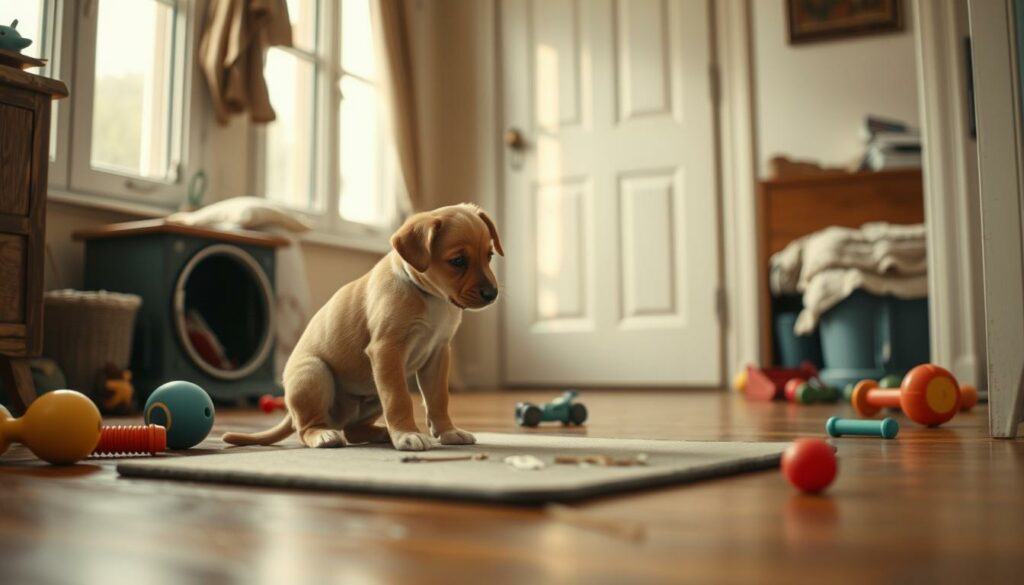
[515, 390, 588, 427]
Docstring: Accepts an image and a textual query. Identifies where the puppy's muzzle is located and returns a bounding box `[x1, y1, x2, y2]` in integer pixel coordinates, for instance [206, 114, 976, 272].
[479, 285, 499, 304]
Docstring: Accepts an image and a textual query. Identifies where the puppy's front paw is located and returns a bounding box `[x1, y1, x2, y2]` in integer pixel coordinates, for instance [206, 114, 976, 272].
[302, 429, 347, 449]
[392, 431, 434, 451]
[437, 428, 476, 445]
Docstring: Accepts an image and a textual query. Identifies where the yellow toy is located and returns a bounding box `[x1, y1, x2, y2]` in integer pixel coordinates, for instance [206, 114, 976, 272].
[733, 369, 748, 393]
[0, 390, 102, 465]
[99, 365, 134, 412]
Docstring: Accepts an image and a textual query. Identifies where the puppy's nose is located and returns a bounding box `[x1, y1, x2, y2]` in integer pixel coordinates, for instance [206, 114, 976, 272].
[480, 286, 499, 303]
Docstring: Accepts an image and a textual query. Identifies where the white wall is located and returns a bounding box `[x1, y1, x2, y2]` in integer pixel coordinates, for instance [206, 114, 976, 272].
[752, 0, 921, 177]
[409, 0, 501, 388]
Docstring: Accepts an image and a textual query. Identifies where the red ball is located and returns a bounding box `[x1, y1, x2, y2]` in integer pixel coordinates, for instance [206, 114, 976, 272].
[781, 438, 837, 493]
[784, 378, 806, 402]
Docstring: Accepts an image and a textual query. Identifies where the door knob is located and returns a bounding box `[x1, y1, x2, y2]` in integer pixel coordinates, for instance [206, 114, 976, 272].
[505, 128, 527, 151]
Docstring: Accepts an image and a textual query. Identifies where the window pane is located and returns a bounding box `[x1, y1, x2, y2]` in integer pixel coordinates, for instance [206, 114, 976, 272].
[91, 0, 175, 179]
[285, 0, 316, 53]
[341, 0, 374, 79]
[265, 49, 319, 211]
[339, 75, 383, 225]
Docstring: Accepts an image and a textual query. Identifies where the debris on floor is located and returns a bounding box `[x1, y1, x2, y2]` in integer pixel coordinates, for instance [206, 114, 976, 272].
[400, 453, 489, 463]
[554, 454, 649, 467]
[504, 454, 547, 470]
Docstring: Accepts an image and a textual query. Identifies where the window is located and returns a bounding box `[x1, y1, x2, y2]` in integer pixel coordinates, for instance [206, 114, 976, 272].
[261, 0, 399, 236]
[1, 0, 194, 205]
[70, 0, 192, 203]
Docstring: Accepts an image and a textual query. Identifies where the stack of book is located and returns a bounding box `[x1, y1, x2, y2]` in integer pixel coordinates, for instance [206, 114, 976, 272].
[860, 116, 922, 171]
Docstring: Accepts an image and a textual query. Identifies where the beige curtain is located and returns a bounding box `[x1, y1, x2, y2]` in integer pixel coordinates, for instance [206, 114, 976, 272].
[372, 0, 423, 211]
[199, 0, 293, 125]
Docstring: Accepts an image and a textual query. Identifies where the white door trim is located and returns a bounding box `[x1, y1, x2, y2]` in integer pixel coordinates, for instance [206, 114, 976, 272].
[913, 0, 987, 390]
[966, 0, 1024, 438]
[714, 0, 762, 378]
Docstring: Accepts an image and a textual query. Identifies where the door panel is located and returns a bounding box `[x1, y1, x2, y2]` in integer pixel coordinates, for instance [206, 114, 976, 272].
[502, 0, 720, 385]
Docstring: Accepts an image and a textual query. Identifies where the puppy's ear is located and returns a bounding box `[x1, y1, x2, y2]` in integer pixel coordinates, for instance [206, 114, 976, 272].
[391, 213, 442, 272]
[477, 210, 505, 256]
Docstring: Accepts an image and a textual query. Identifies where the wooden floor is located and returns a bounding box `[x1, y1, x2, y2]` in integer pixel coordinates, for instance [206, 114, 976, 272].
[1, 389, 1022, 584]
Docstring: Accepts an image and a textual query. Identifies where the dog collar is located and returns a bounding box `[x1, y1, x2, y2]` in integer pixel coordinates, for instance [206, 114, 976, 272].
[402, 265, 434, 297]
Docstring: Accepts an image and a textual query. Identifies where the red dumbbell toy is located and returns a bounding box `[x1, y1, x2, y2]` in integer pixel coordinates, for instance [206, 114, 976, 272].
[259, 394, 285, 413]
[783, 378, 805, 402]
[852, 364, 961, 427]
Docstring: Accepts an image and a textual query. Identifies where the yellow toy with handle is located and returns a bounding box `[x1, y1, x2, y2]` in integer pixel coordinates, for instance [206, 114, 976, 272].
[0, 390, 167, 464]
[0, 390, 102, 464]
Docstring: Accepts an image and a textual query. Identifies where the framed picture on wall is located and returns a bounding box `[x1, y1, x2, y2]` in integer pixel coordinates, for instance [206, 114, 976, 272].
[787, 0, 903, 44]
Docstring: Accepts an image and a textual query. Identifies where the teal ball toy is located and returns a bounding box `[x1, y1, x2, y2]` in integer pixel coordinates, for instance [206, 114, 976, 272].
[144, 381, 215, 449]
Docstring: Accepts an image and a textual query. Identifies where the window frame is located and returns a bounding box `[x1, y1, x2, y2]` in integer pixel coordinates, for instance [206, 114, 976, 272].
[62, 0, 197, 207]
[45, 0, 70, 190]
[254, 0, 400, 246]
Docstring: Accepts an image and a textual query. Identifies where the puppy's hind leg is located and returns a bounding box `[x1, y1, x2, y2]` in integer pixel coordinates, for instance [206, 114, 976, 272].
[344, 400, 390, 445]
[286, 357, 347, 448]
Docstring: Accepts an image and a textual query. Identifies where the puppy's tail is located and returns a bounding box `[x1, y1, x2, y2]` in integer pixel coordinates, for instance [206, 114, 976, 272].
[222, 415, 294, 446]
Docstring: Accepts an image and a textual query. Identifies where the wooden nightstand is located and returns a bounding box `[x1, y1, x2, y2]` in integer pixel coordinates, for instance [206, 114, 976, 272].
[0, 63, 68, 412]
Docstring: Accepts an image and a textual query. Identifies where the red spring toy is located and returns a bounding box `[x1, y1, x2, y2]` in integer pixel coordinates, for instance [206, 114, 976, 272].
[92, 424, 166, 456]
[259, 395, 285, 413]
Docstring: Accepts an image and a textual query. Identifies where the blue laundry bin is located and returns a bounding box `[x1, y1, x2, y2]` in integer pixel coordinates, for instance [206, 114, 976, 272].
[817, 290, 930, 388]
[772, 295, 824, 368]
[774, 311, 824, 368]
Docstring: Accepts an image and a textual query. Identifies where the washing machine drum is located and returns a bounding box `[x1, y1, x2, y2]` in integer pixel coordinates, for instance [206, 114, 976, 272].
[173, 244, 274, 380]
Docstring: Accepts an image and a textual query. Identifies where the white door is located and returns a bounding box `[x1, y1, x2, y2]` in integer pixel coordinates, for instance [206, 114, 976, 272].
[501, 0, 721, 386]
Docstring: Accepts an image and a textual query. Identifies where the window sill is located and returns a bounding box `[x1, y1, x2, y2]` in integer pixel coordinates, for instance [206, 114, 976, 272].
[47, 188, 392, 256]
[299, 229, 391, 255]
[48, 188, 175, 218]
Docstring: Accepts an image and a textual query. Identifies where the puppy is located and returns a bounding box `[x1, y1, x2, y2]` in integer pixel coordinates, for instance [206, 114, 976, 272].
[222, 203, 503, 451]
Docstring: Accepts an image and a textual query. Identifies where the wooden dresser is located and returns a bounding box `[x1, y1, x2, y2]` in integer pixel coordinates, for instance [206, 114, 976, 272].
[0, 63, 68, 411]
[758, 169, 925, 366]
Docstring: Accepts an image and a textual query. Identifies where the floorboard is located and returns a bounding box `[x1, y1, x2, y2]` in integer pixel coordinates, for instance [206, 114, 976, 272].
[1, 389, 1022, 584]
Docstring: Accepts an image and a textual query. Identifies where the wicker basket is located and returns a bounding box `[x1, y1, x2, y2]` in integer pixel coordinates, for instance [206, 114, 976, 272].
[42, 290, 142, 395]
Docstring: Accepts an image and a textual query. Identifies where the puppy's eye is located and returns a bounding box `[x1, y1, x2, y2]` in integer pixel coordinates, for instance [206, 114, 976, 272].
[449, 256, 467, 268]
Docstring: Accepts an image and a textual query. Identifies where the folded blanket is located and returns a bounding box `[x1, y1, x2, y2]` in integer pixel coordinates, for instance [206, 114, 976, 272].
[769, 222, 928, 334]
[799, 222, 926, 289]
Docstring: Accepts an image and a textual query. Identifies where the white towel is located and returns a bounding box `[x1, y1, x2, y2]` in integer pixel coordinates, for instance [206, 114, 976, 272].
[168, 197, 313, 382]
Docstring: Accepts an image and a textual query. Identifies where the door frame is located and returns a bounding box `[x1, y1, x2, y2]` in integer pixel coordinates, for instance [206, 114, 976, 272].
[965, 0, 1024, 438]
[913, 0, 988, 391]
[713, 0, 762, 381]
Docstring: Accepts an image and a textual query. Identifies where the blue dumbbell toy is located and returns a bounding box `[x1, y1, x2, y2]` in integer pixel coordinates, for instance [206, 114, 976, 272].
[144, 381, 215, 449]
[825, 416, 899, 439]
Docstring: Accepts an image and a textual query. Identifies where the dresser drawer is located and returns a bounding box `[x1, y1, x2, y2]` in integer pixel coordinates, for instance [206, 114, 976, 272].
[0, 101, 33, 217]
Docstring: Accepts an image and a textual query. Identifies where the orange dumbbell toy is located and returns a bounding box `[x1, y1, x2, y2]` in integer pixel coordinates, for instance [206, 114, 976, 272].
[93, 424, 167, 456]
[852, 364, 961, 427]
[0, 390, 102, 464]
[959, 384, 978, 411]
